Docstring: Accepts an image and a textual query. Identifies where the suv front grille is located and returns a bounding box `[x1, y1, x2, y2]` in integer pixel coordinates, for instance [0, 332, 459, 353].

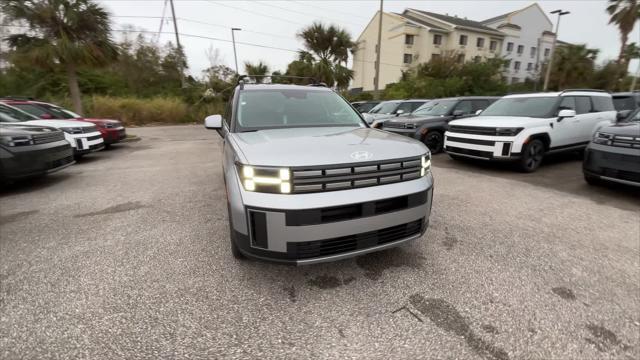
[287, 218, 424, 259]
[449, 125, 497, 136]
[33, 131, 65, 144]
[291, 156, 423, 193]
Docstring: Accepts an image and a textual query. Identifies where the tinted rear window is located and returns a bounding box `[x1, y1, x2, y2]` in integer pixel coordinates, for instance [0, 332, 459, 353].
[592, 96, 616, 112]
[612, 96, 636, 111]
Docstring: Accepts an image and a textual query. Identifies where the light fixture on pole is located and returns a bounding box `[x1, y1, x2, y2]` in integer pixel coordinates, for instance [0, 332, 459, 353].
[543, 9, 570, 91]
[231, 28, 241, 75]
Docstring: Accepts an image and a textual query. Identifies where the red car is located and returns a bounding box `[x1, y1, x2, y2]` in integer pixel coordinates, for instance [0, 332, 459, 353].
[0, 99, 126, 147]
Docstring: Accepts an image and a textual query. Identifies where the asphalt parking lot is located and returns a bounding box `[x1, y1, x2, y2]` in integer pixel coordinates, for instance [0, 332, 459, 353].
[1, 125, 639, 359]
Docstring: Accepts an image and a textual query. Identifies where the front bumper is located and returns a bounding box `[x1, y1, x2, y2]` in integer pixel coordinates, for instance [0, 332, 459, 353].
[583, 143, 640, 186]
[100, 127, 127, 145]
[229, 174, 434, 265]
[0, 140, 75, 181]
[444, 132, 521, 161]
[64, 131, 105, 154]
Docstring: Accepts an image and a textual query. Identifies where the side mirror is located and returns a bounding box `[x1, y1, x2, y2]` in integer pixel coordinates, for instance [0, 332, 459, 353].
[395, 109, 405, 116]
[557, 109, 576, 121]
[452, 109, 465, 117]
[204, 114, 223, 129]
[617, 110, 631, 121]
[475, 109, 483, 115]
[40, 113, 53, 119]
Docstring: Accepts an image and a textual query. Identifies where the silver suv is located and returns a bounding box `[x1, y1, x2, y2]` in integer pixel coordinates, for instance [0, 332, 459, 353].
[204, 81, 434, 264]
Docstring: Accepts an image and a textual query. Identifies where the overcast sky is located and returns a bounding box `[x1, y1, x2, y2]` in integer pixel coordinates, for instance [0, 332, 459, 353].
[98, 0, 640, 79]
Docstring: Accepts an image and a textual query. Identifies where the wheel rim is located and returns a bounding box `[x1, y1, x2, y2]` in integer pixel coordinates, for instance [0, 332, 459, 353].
[526, 143, 543, 169]
[425, 133, 443, 152]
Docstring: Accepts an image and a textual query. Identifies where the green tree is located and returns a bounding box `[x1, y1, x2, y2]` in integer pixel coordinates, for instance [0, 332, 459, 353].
[244, 61, 269, 83]
[546, 44, 599, 90]
[296, 22, 355, 89]
[1, 0, 119, 114]
[607, 0, 640, 64]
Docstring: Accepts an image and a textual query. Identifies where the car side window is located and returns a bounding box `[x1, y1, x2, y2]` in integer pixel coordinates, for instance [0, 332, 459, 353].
[574, 97, 592, 114]
[558, 96, 576, 113]
[591, 96, 615, 112]
[454, 100, 473, 115]
[471, 100, 489, 112]
[396, 102, 414, 113]
[409, 102, 424, 112]
[223, 97, 233, 127]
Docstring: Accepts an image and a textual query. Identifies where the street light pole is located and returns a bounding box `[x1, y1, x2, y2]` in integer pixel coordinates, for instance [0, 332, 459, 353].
[543, 9, 570, 91]
[231, 28, 241, 75]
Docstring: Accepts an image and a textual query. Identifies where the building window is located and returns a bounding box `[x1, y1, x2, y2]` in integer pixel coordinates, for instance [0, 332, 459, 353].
[489, 40, 497, 51]
[514, 61, 521, 70]
[527, 63, 533, 71]
[530, 47, 537, 58]
[503, 59, 511, 69]
[517, 45, 524, 54]
[511, 77, 520, 83]
[506, 42, 514, 52]
[544, 48, 551, 57]
[457, 54, 465, 63]
[476, 37, 485, 48]
[403, 53, 413, 64]
[431, 53, 442, 61]
[433, 34, 442, 45]
[405, 34, 415, 45]
[459, 35, 468, 46]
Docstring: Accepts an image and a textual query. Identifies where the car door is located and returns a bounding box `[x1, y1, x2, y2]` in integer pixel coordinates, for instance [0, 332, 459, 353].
[451, 100, 474, 118]
[395, 102, 415, 116]
[573, 96, 597, 143]
[550, 96, 580, 147]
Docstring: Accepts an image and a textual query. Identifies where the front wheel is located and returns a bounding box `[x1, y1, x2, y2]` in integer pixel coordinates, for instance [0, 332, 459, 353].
[423, 131, 444, 154]
[518, 139, 545, 172]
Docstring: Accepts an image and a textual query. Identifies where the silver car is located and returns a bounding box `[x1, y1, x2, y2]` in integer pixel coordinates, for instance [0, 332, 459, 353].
[205, 82, 434, 264]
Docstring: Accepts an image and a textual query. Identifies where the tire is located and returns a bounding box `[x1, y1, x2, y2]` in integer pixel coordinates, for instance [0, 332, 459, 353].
[584, 174, 601, 186]
[518, 139, 545, 172]
[423, 131, 444, 154]
[226, 203, 244, 260]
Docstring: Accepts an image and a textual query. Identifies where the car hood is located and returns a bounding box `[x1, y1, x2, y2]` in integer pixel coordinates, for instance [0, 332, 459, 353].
[80, 117, 120, 124]
[0, 123, 61, 136]
[385, 114, 449, 125]
[22, 119, 96, 128]
[599, 121, 640, 136]
[230, 126, 428, 167]
[449, 115, 548, 128]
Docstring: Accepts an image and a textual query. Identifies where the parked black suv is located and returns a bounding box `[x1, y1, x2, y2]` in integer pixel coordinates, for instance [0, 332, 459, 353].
[612, 91, 640, 111]
[381, 96, 499, 153]
[583, 108, 640, 187]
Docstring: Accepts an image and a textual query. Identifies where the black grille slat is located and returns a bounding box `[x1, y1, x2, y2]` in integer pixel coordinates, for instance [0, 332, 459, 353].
[449, 125, 497, 135]
[33, 132, 65, 144]
[446, 146, 493, 159]
[287, 219, 423, 259]
[292, 156, 423, 193]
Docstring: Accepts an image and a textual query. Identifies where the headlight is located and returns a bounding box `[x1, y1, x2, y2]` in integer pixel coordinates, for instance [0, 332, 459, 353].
[495, 127, 524, 136]
[59, 127, 83, 134]
[593, 131, 612, 145]
[239, 165, 291, 194]
[421, 154, 431, 177]
[0, 135, 34, 147]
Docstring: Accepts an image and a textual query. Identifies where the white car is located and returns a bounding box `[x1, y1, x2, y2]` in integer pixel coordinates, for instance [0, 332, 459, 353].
[0, 103, 104, 158]
[444, 90, 617, 172]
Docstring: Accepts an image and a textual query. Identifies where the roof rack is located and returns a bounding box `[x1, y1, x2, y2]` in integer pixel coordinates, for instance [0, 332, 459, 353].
[0, 96, 37, 101]
[236, 75, 324, 89]
[560, 89, 610, 94]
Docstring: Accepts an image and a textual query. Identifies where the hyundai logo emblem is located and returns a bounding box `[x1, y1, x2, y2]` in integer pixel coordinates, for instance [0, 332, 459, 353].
[350, 151, 373, 161]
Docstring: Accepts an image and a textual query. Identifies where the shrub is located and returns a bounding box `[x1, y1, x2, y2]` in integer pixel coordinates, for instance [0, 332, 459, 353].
[88, 96, 191, 126]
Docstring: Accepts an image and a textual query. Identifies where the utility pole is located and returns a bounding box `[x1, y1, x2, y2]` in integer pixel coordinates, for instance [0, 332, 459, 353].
[373, 0, 383, 99]
[169, 0, 186, 88]
[231, 28, 242, 75]
[543, 9, 570, 91]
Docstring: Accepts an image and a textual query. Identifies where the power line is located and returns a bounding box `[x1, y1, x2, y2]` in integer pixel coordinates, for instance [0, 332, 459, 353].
[287, 0, 371, 22]
[203, 0, 306, 26]
[252, 1, 364, 27]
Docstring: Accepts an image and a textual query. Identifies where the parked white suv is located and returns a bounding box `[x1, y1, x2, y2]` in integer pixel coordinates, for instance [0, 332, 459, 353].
[444, 90, 617, 172]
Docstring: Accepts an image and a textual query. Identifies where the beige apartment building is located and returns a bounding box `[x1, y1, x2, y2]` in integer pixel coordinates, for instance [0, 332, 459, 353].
[351, 9, 506, 92]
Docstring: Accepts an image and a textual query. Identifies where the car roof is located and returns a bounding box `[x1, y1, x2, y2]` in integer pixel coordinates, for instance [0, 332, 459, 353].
[239, 84, 332, 92]
[429, 96, 499, 101]
[505, 91, 612, 98]
[612, 92, 640, 97]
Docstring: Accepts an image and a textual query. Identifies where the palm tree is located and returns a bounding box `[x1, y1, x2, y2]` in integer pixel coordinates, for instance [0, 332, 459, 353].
[607, 0, 640, 64]
[1, 0, 119, 114]
[297, 22, 355, 89]
[244, 61, 269, 83]
[548, 44, 599, 90]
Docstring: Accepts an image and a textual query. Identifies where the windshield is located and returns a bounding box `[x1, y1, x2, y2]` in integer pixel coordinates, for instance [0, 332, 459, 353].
[11, 103, 78, 119]
[480, 97, 558, 118]
[0, 104, 39, 122]
[613, 96, 636, 111]
[235, 89, 364, 131]
[368, 101, 399, 114]
[413, 100, 458, 116]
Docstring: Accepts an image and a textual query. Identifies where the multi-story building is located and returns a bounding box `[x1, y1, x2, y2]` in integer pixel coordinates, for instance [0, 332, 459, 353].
[351, 9, 505, 92]
[481, 3, 555, 84]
